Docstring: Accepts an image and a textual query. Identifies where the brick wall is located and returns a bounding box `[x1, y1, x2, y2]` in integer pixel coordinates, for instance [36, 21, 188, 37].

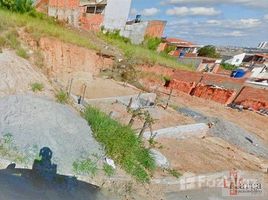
[35, 0, 49, 13]
[172, 70, 245, 90]
[80, 14, 104, 31]
[192, 85, 236, 105]
[145, 20, 166, 38]
[170, 79, 195, 94]
[234, 86, 268, 110]
[49, 0, 79, 9]
[141, 65, 268, 109]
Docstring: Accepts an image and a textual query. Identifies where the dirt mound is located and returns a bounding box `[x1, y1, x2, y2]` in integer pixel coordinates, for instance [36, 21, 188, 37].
[0, 50, 53, 98]
[0, 95, 103, 174]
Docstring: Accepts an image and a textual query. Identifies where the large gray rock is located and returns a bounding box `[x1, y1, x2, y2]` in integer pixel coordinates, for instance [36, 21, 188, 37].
[0, 95, 103, 174]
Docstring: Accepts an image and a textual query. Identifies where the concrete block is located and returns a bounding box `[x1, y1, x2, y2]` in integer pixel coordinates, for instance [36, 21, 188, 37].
[150, 149, 169, 169]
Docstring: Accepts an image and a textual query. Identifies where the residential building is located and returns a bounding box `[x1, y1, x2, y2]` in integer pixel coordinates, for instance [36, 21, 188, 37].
[157, 38, 201, 57]
[224, 53, 246, 66]
[243, 54, 268, 65]
[79, 0, 107, 31]
[35, 0, 132, 31]
[103, 0, 132, 31]
[258, 41, 268, 49]
[176, 56, 222, 73]
[120, 19, 166, 44]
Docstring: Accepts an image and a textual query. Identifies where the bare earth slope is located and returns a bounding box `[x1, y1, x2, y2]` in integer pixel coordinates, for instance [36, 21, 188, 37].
[0, 50, 53, 98]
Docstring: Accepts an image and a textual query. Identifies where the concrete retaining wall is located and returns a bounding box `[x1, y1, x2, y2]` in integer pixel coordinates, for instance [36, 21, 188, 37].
[85, 93, 157, 109]
[143, 123, 209, 140]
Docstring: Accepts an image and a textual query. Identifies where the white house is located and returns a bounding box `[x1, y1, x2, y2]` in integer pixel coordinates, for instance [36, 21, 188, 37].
[224, 53, 246, 66]
[103, 0, 132, 31]
[251, 65, 268, 79]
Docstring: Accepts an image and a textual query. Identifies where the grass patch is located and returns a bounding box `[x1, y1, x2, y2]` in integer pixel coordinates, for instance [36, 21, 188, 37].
[55, 90, 68, 104]
[33, 49, 44, 68]
[16, 47, 28, 58]
[73, 158, 98, 177]
[31, 82, 44, 92]
[0, 8, 97, 50]
[83, 106, 156, 182]
[166, 168, 182, 178]
[0, 133, 27, 164]
[103, 163, 115, 177]
[99, 32, 193, 70]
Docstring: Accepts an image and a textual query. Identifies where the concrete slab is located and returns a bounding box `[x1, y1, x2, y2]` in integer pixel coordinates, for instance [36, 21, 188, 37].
[143, 123, 209, 140]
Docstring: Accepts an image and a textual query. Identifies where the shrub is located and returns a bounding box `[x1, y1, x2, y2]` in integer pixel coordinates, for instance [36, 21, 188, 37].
[31, 82, 44, 92]
[83, 106, 156, 182]
[198, 45, 220, 58]
[221, 63, 238, 71]
[16, 47, 28, 58]
[0, 36, 6, 47]
[143, 37, 162, 51]
[5, 29, 20, 49]
[55, 90, 68, 104]
[163, 45, 176, 54]
[0, 0, 34, 13]
[104, 30, 131, 44]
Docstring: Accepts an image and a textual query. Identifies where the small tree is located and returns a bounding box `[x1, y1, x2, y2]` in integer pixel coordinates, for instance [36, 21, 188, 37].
[127, 108, 144, 127]
[197, 45, 220, 58]
[0, 0, 33, 13]
[139, 110, 156, 139]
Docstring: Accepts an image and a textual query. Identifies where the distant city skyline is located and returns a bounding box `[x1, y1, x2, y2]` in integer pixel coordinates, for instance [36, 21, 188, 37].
[130, 0, 268, 47]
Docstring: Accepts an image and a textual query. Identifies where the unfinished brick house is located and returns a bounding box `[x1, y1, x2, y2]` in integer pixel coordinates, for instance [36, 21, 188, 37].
[80, 0, 107, 31]
[35, 0, 132, 31]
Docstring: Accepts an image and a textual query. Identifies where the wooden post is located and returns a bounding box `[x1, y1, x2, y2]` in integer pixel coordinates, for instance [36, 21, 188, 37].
[165, 88, 173, 109]
[68, 78, 73, 97]
[127, 97, 133, 109]
[82, 84, 87, 104]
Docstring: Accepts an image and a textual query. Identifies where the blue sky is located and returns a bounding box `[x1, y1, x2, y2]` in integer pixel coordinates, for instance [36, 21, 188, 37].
[130, 0, 268, 47]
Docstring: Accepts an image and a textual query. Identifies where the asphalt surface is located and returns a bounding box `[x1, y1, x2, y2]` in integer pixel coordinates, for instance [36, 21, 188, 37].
[0, 166, 114, 200]
[166, 187, 267, 200]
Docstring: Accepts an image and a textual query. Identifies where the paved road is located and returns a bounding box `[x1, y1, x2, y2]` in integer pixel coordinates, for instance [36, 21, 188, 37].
[0, 166, 115, 200]
[166, 187, 267, 200]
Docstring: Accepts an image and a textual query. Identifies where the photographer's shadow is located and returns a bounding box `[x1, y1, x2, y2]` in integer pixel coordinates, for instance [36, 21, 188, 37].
[0, 147, 110, 200]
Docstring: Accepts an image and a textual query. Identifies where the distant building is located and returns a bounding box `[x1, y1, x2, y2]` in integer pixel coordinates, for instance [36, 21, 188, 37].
[79, 0, 107, 31]
[35, 0, 132, 31]
[243, 54, 268, 65]
[120, 20, 166, 44]
[224, 53, 246, 66]
[258, 41, 268, 49]
[157, 38, 202, 57]
[102, 0, 132, 31]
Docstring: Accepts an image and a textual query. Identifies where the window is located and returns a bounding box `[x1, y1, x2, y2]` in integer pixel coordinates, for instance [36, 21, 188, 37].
[86, 5, 106, 14]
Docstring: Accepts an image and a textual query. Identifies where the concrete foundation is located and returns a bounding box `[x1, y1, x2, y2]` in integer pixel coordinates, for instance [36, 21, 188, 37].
[143, 123, 209, 140]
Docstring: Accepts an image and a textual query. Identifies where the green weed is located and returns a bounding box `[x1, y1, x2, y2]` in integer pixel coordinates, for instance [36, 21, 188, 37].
[73, 158, 98, 177]
[83, 106, 156, 182]
[31, 82, 44, 92]
[103, 163, 115, 177]
[16, 47, 28, 58]
[55, 90, 68, 104]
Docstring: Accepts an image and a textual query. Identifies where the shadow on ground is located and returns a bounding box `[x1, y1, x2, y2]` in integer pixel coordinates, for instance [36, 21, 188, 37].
[0, 147, 113, 200]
